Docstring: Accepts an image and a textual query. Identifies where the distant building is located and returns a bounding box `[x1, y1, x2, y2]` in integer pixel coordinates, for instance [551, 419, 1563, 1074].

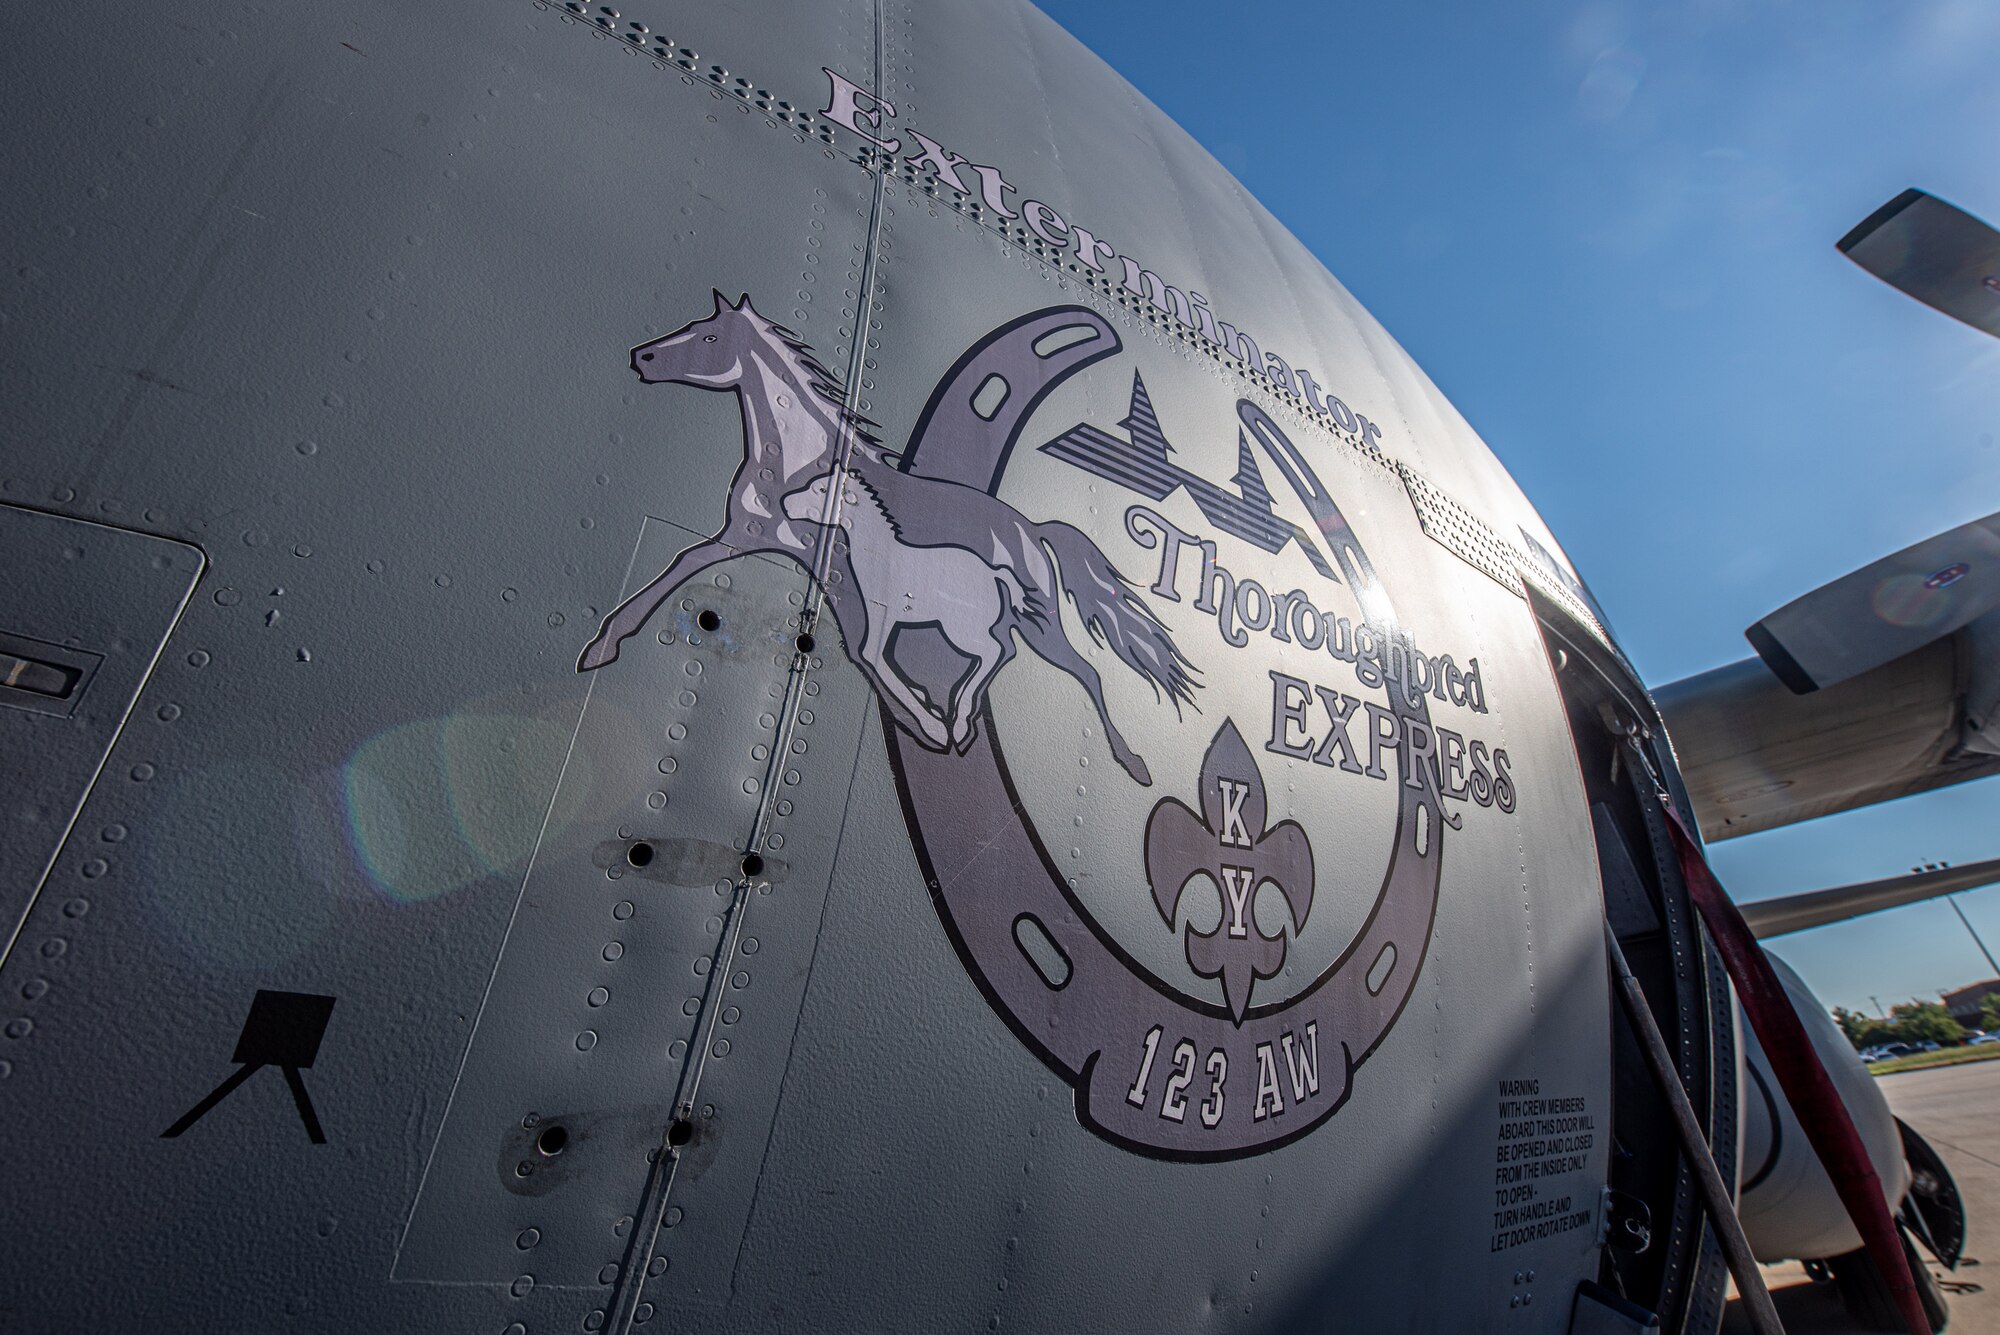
[1942, 978, 2000, 1028]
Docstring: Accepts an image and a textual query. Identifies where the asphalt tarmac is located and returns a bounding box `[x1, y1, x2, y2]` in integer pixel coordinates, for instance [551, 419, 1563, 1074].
[1722, 1059, 1999, 1334]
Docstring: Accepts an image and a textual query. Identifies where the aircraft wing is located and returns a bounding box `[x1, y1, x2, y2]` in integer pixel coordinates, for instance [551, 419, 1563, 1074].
[1654, 516, 2000, 840]
[1740, 857, 2000, 939]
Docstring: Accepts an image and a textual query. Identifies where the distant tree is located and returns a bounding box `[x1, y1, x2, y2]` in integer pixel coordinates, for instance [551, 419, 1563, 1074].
[1833, 1007, 1869, 1049]
[1832, 1008, 1898, 1050]
[1890, 1001, 1966, 1047]
[1980, 994, 2000, 1034]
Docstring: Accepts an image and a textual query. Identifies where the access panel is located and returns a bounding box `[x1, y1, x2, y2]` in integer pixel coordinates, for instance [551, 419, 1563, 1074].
[0, 505, 204, 958]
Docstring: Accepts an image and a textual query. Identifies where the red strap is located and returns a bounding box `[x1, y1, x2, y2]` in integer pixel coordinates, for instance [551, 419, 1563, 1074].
[1662, 803, 1930, 1335]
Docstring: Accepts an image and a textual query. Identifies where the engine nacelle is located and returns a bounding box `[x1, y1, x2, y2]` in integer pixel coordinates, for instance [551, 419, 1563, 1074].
[1737, 955, 1911, 1261]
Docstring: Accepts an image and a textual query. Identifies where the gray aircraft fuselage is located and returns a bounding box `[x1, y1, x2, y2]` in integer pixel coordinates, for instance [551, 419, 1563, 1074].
[1, 2, 1754, 1331]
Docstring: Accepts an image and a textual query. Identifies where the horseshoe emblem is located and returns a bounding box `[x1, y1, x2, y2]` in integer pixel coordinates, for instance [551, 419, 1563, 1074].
[884, 307, 1445, 1159]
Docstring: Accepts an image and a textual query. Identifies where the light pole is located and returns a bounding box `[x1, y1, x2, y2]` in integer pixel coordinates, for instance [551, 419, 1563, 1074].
[1946, 895, 2000, 979]
[1914, 861, 2000, 979]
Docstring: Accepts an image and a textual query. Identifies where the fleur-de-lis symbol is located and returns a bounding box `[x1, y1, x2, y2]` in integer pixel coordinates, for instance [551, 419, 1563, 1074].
[1144, 719, 1315, 1022]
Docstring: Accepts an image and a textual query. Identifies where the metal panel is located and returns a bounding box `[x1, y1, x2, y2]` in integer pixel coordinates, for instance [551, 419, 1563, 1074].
[607, 613, 876, 1313]
[1398, 466, 1619, 656]
[1401, 466, 1530, 597]
[0, 506, 203, 958]
[395, 532, 806, 1289]
[0, 0, 879, 1329]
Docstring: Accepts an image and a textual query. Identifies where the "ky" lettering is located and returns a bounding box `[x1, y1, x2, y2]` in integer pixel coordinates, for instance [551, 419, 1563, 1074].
[1216, 778, 1253, 847]
[1219, 865, 1255, 937]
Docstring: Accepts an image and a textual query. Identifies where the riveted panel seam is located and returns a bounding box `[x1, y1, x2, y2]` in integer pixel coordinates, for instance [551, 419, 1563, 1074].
[597, 0, 892, 1327]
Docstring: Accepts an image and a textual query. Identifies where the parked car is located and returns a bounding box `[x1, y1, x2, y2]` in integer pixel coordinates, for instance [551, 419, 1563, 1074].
[1972, 1033, 2000, 1046]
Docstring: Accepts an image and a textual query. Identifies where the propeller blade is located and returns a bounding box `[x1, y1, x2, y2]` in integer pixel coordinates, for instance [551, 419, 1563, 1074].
[1839, 188, 2000, 339]
[1740, 856, 2000, 939]
[1744, 512, 2000, 693]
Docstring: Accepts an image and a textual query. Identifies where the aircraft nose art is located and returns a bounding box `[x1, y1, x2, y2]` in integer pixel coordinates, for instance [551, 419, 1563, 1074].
[2, 0, 1635, 1330]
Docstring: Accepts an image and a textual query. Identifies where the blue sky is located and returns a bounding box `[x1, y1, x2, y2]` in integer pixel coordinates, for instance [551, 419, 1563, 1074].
[1036, 0, 2000, 1017]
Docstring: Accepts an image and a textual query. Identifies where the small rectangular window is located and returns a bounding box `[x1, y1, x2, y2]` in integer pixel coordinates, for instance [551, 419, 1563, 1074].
[1, 651, 81, 699]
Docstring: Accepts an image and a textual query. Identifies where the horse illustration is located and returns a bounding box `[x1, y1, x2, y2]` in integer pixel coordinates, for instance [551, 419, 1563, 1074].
[577, 291, 1197, 786]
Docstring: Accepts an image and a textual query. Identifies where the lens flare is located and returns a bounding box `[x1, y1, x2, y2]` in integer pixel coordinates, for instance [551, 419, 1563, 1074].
[1869, 573, 1952, 629]
[342, 711, 592, 902]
